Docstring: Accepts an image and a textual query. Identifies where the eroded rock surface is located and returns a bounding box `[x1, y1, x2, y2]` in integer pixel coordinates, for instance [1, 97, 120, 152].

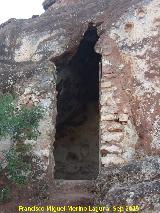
[0, 0, 145, 176]
[97, 0, 160, 166]
[43, 0, 57, 10]
[95, 157, 160, 212]
[0, 0, 159, 211]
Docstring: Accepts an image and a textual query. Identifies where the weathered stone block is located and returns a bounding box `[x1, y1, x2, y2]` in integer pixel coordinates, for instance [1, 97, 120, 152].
[119, 113, 129, 122]
[101, 144, 123, 154]
[101, 154, 125, 166]
[101, 132, 124, 142]
[101, 81, 112, 88]
[107, 122, 123, 132]
[101, 113, 118, 121]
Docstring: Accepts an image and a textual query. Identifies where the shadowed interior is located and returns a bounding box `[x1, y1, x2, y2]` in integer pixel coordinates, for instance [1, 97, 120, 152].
[54, 24, 101, 180]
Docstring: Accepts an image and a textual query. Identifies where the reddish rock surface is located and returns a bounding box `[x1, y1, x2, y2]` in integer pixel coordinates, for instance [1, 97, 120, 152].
[0, 0, 159, 212]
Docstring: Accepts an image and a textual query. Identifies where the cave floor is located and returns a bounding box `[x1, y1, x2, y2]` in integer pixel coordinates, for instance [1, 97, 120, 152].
[0, 178, 95, 213]
[54, 102, 99, 180]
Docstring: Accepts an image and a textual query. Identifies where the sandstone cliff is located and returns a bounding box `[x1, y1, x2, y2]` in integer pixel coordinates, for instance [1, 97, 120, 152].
[0, 0, 159, 212]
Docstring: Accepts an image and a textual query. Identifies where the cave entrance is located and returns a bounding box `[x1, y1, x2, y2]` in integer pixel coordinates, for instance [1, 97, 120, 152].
[53, 24, 101, 180]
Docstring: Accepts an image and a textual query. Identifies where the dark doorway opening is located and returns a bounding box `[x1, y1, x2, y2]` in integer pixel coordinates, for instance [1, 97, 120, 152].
[53, 24, 101, 180]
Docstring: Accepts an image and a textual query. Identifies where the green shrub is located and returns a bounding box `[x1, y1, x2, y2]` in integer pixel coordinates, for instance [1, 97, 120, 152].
[0, 186, 11, 203]
[5, 147, 31, 185]
[0, 94, 44, 141]
[0, 94, 44, 185]
[0, 94, 15, 138]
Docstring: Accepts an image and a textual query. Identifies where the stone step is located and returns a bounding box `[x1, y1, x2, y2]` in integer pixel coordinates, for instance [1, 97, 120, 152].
[47, 180, 95, 209]
[53, 180, 95, 194]
[51, 192, 95, 206]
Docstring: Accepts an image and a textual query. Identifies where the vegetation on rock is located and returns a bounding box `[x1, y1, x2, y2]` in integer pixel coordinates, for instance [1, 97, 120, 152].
[0, 94, 43, 141]
[0, 186, 11, 203]
[0, 94, 43, 201]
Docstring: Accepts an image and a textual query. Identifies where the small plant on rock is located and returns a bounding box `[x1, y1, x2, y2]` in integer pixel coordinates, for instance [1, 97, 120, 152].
[5, 146, 32, 185]
[0, 186, 11, 203]
[0, 94, 44, 186]
[0, 94, 44, 141]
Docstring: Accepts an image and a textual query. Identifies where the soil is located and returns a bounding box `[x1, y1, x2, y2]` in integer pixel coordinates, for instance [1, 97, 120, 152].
[0, 176, 95, 213]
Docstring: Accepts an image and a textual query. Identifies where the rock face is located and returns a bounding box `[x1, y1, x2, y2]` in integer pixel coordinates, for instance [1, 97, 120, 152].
[0, 0, 159, 211]
[42, 0, 56, 10]
[95, 157, 160, 212]
[97, 0, 160, 166]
